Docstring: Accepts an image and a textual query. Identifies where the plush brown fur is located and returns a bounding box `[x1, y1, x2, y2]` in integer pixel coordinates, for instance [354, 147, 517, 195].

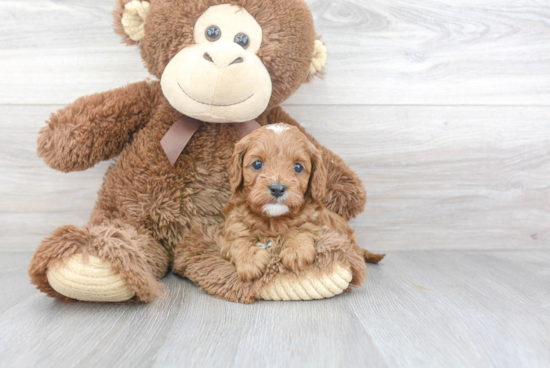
[29, 0, 368, 303]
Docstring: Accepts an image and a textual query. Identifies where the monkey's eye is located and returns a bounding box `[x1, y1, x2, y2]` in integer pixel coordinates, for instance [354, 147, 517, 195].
[252, 160, 263, 170]
[294, 163, 304, 173]
[234, 33, 249, 49]
[205, 26, 221, 41]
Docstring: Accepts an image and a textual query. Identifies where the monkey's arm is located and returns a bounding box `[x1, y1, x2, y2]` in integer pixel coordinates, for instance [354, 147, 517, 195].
[38, 80, 162, 172]
[261, 106, 367, 220]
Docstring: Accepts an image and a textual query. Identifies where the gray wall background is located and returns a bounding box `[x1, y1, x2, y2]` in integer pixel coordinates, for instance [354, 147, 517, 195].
[1, 0, 549, 252]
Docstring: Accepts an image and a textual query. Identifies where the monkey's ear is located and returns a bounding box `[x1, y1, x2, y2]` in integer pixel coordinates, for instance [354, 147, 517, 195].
[308, 40, 327, 79]
[113, 0, 150, 45]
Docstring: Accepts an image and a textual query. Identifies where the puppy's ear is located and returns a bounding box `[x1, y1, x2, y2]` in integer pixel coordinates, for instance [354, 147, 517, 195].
[308, 144, 327, 201]
[228, 137, 252, 200]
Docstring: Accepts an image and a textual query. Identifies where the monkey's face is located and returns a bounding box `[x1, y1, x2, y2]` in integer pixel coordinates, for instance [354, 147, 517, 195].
[115, 0, 327, 123]
[161, 5, 272, 123]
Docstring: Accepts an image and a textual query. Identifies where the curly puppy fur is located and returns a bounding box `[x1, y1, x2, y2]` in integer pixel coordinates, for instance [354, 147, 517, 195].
[30, 0, 367, 302]
[221, 124, 384, 283]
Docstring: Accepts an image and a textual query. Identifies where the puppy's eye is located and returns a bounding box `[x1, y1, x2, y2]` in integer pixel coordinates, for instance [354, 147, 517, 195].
[205, 26, 221, 41]
[252, 160, 263, 170]
[294, 163, 304, 173]
[234, 33, 249, 49]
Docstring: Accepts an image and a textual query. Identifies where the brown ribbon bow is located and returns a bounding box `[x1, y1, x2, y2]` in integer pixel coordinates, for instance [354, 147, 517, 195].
[160, 115, 261, 166]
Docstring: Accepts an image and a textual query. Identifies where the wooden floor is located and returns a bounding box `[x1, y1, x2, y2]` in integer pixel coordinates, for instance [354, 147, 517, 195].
[1, 0, 549, 367]
[0, 250, 549, 368]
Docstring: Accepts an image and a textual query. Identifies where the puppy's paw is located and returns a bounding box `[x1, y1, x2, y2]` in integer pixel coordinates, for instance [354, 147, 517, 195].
[236, 248, 271, 282]
[280, 243, 316, 272]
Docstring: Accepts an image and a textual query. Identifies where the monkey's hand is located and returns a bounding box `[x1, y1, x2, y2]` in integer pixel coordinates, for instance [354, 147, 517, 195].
[38, 80, 161, 172]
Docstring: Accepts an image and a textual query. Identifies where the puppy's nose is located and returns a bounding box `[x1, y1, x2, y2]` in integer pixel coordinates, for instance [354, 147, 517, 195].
[269, 183, 286, 198]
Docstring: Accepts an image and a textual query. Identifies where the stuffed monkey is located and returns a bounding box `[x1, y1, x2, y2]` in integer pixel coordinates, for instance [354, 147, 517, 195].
[29, 0, 370, 303]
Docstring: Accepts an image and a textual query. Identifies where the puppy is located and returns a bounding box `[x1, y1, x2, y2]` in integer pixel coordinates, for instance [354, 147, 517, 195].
[221, 123, 384, 282]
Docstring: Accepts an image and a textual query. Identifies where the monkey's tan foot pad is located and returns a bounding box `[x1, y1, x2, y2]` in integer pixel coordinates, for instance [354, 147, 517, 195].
[257, 264, 353, 301]
[47, 254, 135, 302]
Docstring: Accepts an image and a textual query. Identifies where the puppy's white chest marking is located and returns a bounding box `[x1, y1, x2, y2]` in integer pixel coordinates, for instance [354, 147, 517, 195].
[263, 203, 289, 217]
[266, 123, 289, 134]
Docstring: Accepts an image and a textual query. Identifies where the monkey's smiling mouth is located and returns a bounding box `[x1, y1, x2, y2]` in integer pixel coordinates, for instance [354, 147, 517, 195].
[178, 82, 254, 107]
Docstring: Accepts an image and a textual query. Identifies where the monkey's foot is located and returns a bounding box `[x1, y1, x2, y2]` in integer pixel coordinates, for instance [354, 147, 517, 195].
[257, 264, 353, 301]
[30, 224, 166, 303]
[47, 254, 135, 302]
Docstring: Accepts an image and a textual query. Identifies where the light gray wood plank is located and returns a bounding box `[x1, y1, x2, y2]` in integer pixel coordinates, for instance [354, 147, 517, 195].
[0, 269, 191, 368]
[0, 0, 149, 105]
[287, 104, 550, 251]
[1, 0, 550, 105]
[2, 104, 549, 251]
[152, 285, 387, 368]
[0, 252, 35, 314]
[0, 250, 548, 368]
[348, 250, 550, 368]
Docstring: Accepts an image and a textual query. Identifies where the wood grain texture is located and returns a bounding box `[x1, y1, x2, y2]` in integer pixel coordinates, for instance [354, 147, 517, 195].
[287, 105, 550, 251]
[0, 250, 548, 368]
[1, 0, 550, 105]
[1, 1, 549, 367]
[2, 104, 548, 251]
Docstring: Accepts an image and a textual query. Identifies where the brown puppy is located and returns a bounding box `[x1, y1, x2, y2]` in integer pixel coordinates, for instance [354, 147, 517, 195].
[222, 124, 384, 282]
